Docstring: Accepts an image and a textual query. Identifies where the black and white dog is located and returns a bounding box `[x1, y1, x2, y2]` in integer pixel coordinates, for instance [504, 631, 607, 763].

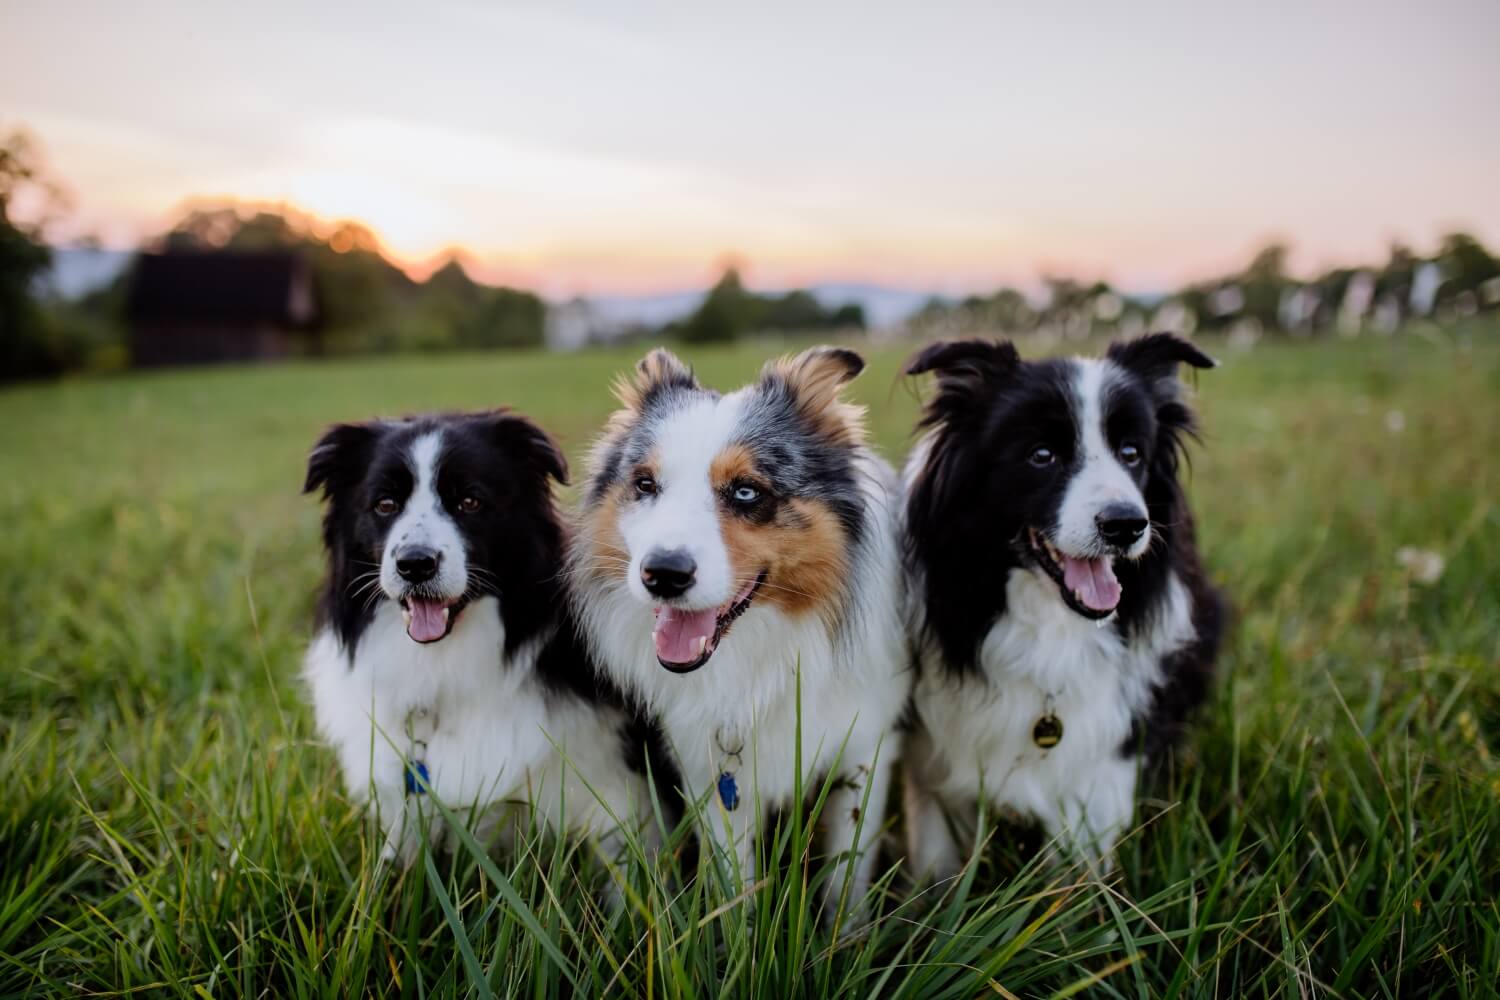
[301, 410, 663, 864]
[569, 347, 909, 911]
[900, 334, 1224, 874]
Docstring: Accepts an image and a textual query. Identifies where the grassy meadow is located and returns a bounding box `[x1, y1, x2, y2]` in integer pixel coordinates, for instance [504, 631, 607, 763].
[2, 325, 1498, 997]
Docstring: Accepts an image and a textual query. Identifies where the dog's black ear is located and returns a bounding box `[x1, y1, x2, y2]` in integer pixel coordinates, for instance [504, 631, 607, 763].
[1107, 333, 1217, 383]
[905, 338, 1020, 381]
[304, 423, 380, 497]
[483, 410, 568, 486]
[905, 339, 1020, 427]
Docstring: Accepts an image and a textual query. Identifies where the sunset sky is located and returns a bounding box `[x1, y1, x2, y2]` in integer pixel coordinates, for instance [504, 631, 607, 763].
[4, 0, 1498, 296]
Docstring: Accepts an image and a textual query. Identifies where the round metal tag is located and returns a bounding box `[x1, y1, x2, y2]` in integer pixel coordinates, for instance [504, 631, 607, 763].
[1032, 714, 1064, 749]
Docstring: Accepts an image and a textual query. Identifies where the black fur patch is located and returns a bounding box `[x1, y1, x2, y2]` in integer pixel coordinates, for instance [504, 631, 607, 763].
[305, 410, 568, 658]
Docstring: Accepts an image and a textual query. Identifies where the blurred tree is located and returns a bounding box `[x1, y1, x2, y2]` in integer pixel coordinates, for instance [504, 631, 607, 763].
[467, 287, 546, 350]
[1433, 232, 1499, 309]
[682, 268, 757, 343]
[1374, 242, 1417, 323]
[678, 268, 864, 342]
[829, 303, 866, 329]
[762, 289, 828, 330]
[1239, 242, 1290, 330]
[158, 207, 403, 335]
[153, 207, 544, 354]
[1, 131, 62, 380]
[426, 259, 545, 350]
[762, 290, 865, 331]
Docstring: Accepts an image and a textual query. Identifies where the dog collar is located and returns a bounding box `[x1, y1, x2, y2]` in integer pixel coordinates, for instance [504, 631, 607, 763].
[714, 728, 743, 811]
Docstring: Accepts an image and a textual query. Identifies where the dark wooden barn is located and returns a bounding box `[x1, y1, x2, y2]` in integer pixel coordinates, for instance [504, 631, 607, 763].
[127, 251, 321, 367]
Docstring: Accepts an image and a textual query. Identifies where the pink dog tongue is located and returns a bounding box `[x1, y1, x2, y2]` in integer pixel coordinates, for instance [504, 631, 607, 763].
[654, 606, 717, 664]
[1062, 556, 1122, 612]
[407, 598, 449, 642]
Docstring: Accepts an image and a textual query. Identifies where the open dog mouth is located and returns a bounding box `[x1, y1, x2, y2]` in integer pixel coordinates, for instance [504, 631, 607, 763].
[399, 594, 469, 643]
[651, 570, 767, 673]
[1026, 528, 1122, 620]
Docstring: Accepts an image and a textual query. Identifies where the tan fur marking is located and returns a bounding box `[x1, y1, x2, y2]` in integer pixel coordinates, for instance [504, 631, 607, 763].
[719, 498, 848, 625]
[581, 481, 632, 584]
[580, 449, 658, 585]
[709, 443, 761, 493]
[712, 442, 849, 626]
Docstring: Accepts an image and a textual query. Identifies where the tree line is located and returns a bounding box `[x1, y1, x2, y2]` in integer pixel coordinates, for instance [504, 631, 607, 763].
[910, 237, 1499, 343]
[3, 125, 1496, 383]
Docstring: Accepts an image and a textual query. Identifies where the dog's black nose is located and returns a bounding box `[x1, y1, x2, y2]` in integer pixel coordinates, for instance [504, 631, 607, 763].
[396, 546, 441, 583]
[641, 548, 696, 599]
[1097, 504, 1148, 548]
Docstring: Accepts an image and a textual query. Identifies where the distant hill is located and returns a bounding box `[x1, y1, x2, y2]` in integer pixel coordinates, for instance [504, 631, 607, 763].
[570, 283, 938, 332]
[41, 248, 133, 299]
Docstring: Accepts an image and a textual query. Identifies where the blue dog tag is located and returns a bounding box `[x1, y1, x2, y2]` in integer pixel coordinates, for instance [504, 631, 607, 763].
[717, 771, 740, 811]
[404, 760, 430, 797]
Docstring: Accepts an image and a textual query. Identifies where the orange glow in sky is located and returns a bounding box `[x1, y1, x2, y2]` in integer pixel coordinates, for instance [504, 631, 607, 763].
[4, 1, 1498, 296]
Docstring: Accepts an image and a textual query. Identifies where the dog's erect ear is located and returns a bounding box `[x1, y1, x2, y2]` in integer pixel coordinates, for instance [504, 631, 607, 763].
[905, 339, 1020, 428]
[1107, 333, 1217, 384]
[766, 345, 864, 408]
[613, 347, 699, 412]
[304, 422, 380, 497]
[764, 346, 867, 445]
[483, 410, 568, 486]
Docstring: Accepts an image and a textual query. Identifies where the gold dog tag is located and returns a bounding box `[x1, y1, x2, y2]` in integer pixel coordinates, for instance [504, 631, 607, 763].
[1032, 713, 1064, 749]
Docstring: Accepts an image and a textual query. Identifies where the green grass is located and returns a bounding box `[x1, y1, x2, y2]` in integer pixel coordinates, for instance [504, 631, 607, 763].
[2, 324, 1498, 997]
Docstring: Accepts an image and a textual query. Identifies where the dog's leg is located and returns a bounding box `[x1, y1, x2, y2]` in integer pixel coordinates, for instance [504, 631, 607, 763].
[902, 767, 963, 882]
[822, 740, 895, 921]
[372, 783, 424, 867]
[594, 828, 633, 916]
[1046, 756, 1137, 871]
[901, 727, 963, 882]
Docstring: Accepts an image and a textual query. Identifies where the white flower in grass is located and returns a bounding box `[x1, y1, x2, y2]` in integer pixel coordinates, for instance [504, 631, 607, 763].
[1395, 547, 1445, 585]
[1385, 410, 1406, 433]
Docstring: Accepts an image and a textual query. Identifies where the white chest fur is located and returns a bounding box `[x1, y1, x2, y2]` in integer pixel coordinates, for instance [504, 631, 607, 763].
[303, 597, 647, 861]
[910, 568, 1194, 855]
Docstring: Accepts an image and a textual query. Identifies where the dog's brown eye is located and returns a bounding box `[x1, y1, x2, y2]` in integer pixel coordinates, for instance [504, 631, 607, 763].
[1119, 443, 1142, 467]
[635, 476, 658, 497]
[1028, 446, 1055, 468]
[458, 496, 482, 514]
[374, 497, 400, 516]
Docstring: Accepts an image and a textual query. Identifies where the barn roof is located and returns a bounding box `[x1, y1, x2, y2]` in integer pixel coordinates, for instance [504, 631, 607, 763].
[127, 251, 320, 327]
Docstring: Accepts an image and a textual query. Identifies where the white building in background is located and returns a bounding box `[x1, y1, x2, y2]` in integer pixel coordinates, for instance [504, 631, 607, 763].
[1410, 263, 1441, 317]
[1338, 272, 1376, 337]
[545, 298, 644, 352]
[1209, 285, 1244, 318]
[543, 298, 595, 352]
[1150, 299, 1196, 336]
[1279, 286, 1319, 333]
[1481, 277, 1500, 307]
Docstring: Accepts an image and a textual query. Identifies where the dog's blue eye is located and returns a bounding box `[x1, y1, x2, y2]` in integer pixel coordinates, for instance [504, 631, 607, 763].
[1119, 443, 1142, 467]
[374, 497, 400, 516]
[732, 485, 760, 505]
[1028, 446, 1055, 468]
